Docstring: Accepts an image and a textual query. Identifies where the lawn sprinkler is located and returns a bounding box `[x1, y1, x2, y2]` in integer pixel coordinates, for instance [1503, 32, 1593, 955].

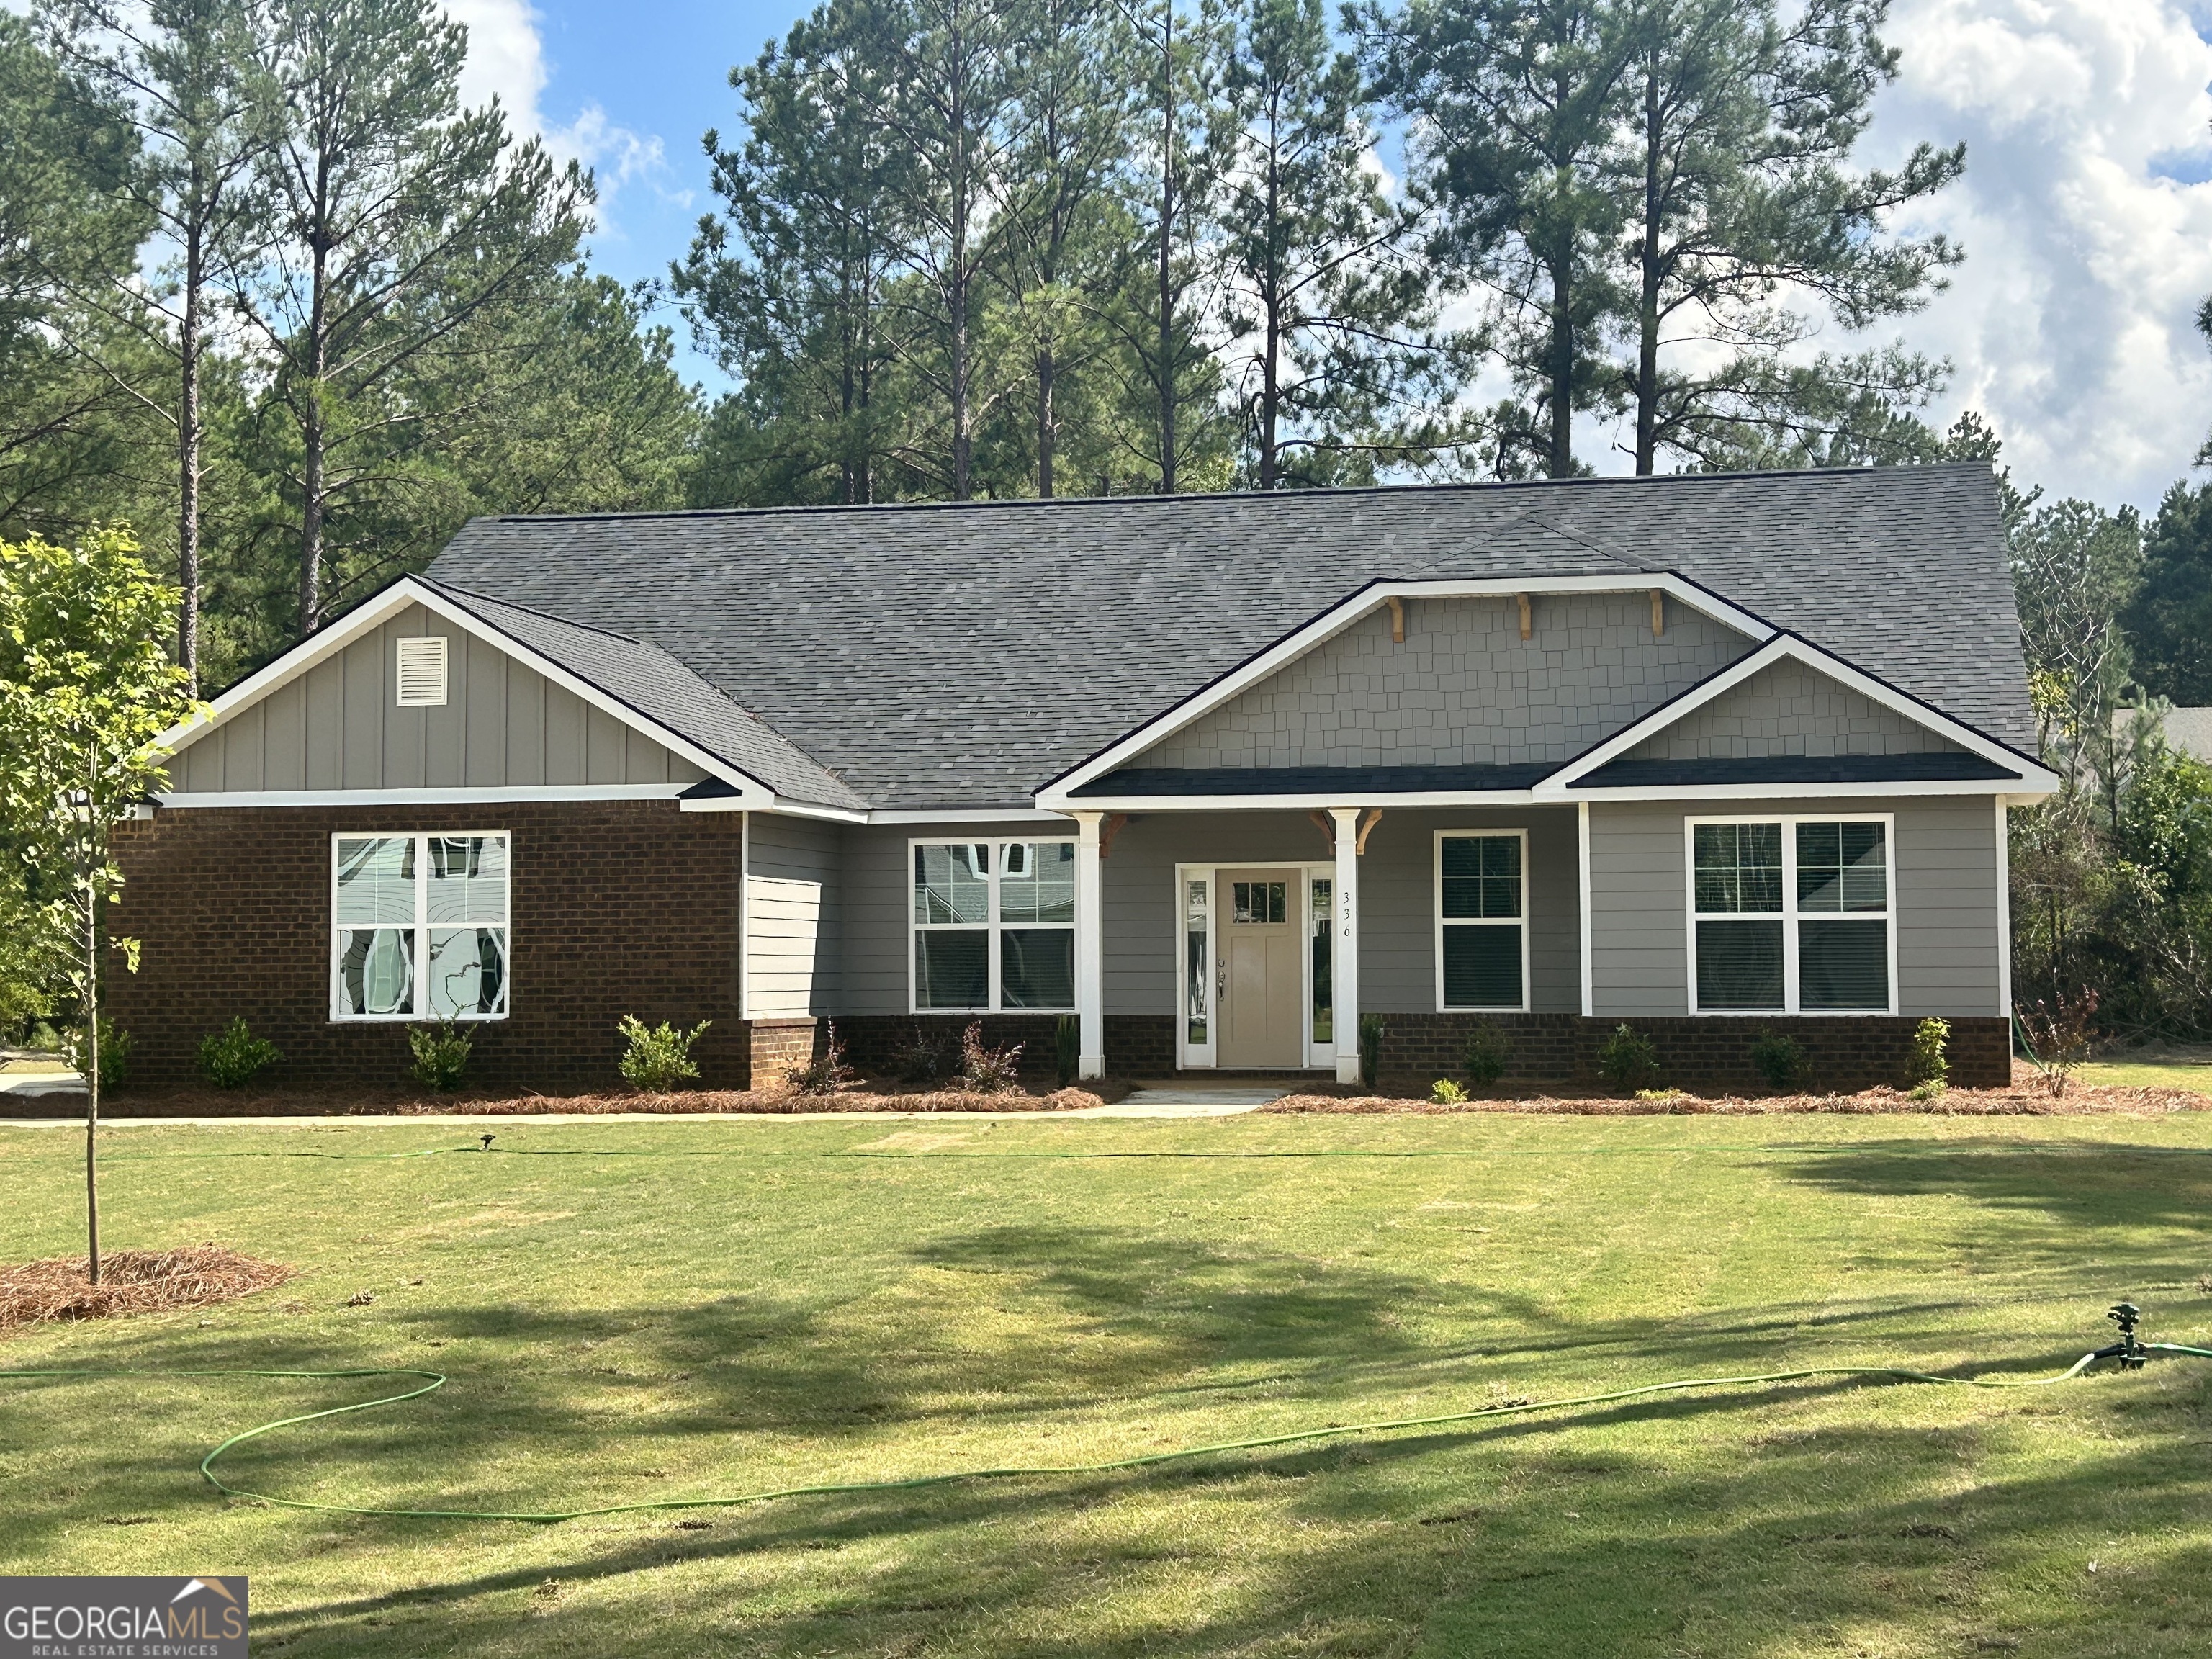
[2095, 1302, 2148, 1371]
[479, 1133, 495, 1153]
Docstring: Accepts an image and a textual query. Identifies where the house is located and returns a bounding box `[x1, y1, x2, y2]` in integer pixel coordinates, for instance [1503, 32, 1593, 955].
[109, 464, 2056, 1092]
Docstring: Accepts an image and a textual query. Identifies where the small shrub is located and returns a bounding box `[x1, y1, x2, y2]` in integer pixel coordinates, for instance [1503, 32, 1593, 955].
[1596, 1022, 1660, 1093]
[1635, 1087, 1686, 1104]
[617, 1015, 711, 1093]
[958, 1022, 1024, 1094]
[409, 1019, 472, 1092]
[1911, 1016, 1950, 1094]
[1461, 1021, 1510, 1089]
[1429, 1078, 1467, 1105]
[1359, 1014, 1386, 1089]
[1750, 1026, 1808, 1092]
[196, 1017, 281, 1089]
[1055, 1015, 1081, 1087]
[891, 1022, 954, 1084]
[2018, 988, 2098, 1097]
[63, 1017, 132, 1089]
[788, 1020, 855, 1096]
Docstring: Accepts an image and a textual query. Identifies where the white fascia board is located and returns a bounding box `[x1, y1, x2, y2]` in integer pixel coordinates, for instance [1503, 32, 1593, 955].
[159, 575, 779, 810]
[157, 783, 689, 809]
[1535, 632, 2059, 795]
[1565, 775, 2051, 804]
[685, 796, 868, 823]
[1040, 572, 1777, 800]
[1042, 789, 1547, 811]
[1042, 775, 2053, 813]
[870, 807, 1078, 825]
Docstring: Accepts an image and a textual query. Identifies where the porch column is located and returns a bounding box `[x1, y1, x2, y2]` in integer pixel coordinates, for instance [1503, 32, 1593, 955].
[1330, 806, 1362, 1085]
[1074, 811, 1106, 1079]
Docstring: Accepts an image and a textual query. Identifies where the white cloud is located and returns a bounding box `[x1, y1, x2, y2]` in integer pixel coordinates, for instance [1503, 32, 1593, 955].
[438, 0, 683, 233]
[1868, 0, 2212, 508]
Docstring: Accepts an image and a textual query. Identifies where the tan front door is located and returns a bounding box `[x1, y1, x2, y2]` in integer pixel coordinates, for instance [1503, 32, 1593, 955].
[1218, 868, 1304, 1067]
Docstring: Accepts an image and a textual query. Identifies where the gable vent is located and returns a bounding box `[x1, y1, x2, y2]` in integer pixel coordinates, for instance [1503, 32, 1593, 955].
[395, 636, 448, 707]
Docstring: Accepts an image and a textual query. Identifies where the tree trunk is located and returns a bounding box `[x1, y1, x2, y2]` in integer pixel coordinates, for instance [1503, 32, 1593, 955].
[84, 739, 100, 1288]
[1258, 112, 1282, 490]
[297, 235, 330, 638]
[1156, 11, 1177, 494]
[950, 269, 971, 499]
[1635, 60, 1661, 476]
[1036, 341, 1056, 497]
[1548, 246, 1574, 478]
[178, 220, 204, 693]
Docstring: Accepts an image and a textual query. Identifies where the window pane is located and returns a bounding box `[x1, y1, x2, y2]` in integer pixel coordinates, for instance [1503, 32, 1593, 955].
[335, 837, 415, 925]
[337, 926, 415, 1015]
[1185, 879, 1209, 1043]
[1310, 877, 1333, 1043]
[1001, 841, 1075, 923]
[1232, 881, 1287, 923]
[1694, 824, 1782, 914]
[915, 929, 988, 1008]
[914, 843, 989, 925]
[1442, 836, 1521, 920]
[426, 835, 508, 924]
[1442, 924, 1522, 1008]
[1696, 919, 1784, 1008]
[1001, 928, 1074, 1010]
[427, 927, 508, 1017]
[1800, 919, 1889, 1009]
[1797, 822, 1887, 914]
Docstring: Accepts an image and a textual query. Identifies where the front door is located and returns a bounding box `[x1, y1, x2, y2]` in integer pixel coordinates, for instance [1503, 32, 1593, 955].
[1218, 868, 1304, 1067]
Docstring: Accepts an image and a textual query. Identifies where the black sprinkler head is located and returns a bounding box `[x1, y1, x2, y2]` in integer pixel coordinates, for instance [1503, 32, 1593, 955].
[480, 1133, 496, 1152]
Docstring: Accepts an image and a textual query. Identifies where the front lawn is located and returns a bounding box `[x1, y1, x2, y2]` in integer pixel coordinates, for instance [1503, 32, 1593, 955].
[2, 1112, 2208, 1658]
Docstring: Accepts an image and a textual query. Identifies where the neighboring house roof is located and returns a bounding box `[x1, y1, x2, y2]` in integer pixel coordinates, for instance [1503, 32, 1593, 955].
[424, 464, 2033, 811]
[2155, 707, 2212, 764]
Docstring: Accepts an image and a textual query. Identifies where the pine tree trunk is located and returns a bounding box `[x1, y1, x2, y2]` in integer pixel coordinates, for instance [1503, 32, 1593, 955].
[1635, 61, 1661, 476]
[1548, 246, 1574, 478]
[1156, 12, 1177, 494]
[84, 739, 100, 1287]
[178, 220, 203, 693]
[298, 234, 330, 638]
[1037, 341, 1056, 498]
[1258, 117, 1282, 490]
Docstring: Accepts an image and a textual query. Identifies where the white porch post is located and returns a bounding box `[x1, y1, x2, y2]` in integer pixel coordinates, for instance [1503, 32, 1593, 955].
[1330, 806, 1362, 1084]
[1074, 811, 1106, 1079]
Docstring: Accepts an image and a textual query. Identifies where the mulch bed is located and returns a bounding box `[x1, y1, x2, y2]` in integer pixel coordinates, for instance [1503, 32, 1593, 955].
[0, 1246, 294, 1334]
[6, 1081, 1124, 1118]
[1268, 1075, 2210, 1118]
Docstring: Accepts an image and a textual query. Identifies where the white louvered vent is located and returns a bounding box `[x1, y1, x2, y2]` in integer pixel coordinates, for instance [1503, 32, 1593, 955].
[395, 636, 449, 707]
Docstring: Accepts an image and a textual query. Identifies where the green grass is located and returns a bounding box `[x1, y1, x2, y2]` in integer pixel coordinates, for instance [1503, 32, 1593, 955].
[2077, 1058, 2212, 1095]
[3, 1112, 2211, 1658]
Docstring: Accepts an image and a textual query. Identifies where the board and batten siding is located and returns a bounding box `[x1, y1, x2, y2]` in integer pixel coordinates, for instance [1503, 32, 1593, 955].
[1586, 795, 2002, 1019]
[170, 603, 709, 794]
[744, 812, 843, 1017]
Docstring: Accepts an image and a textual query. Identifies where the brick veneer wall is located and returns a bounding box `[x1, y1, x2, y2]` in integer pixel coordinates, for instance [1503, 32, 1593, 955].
[107, 802, 746, 1091]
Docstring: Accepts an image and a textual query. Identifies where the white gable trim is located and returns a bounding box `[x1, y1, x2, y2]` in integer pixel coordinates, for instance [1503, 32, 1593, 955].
[1534, 631, 2058, 796]
[1035, 573, 1776, 808]
[156, 575, 778, 809]
[1055, 775, 2030, 812]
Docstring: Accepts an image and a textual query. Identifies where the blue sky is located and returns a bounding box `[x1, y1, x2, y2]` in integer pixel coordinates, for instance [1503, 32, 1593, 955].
[449, 0, 2212, 512]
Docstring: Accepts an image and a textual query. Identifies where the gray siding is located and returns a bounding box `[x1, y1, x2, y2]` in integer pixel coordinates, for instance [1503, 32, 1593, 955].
[1588, 795, 2002, 1019]
[746, 812, 844, 1017]
[838, 821, 1039, 1015]
[171, 603, 709, 793]
[1130, 593, 1751, 772]
[1629, 658, 1963, 760]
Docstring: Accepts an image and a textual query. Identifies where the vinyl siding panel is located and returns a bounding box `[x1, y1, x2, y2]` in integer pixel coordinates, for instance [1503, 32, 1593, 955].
[1588, 803, 1692, 1017]
[166, 603, 709, 793]
[746, 813, 843, 1016]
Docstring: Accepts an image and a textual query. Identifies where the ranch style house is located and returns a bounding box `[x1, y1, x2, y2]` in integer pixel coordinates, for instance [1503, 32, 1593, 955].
[109, 464, 2056, 1092]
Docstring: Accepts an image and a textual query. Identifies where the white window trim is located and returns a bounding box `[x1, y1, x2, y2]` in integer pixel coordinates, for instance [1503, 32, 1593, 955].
[1683, 811, 1897, 1017]
[907, 837, 1079, 1015]
[1433, 828, 1532, 1014]
[330, 830, 511, 1023]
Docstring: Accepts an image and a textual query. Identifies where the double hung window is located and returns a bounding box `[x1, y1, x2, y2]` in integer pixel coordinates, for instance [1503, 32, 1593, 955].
[1435, 831, 1528, 1011]
[332, 832, 509, 1020]
[1689, 817, 1892, 1013]
[912, 840, 1076, 1012]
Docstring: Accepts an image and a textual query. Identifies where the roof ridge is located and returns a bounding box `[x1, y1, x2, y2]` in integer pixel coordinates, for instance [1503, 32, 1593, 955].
[423, 577, 645, 645]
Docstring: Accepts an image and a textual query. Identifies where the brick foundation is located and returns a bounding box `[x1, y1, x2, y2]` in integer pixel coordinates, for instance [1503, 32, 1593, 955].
[745, 1017, 819, 1084]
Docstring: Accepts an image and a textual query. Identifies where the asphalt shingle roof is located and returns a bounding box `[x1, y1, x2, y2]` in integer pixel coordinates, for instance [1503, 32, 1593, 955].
[424, 464, 2031, 811]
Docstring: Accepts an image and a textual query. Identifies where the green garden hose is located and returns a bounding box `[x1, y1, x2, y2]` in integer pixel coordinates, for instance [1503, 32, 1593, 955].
[6, 1339, 2206, 1526]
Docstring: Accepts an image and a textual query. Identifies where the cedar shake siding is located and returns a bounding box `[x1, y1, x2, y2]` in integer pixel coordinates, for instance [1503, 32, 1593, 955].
[107, 801, 745, 1091]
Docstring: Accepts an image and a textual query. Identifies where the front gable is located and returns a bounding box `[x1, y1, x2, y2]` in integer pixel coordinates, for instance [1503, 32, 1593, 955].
[1621, 656, 1966, 763]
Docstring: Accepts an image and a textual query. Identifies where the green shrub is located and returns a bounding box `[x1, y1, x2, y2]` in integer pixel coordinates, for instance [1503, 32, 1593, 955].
[197, 1017, 281, 1089]
[1055, 1015, 1081, 1087]
[1911, 1016, 1951, 1094]
[958, 1022, 1024, 1094]
[409, 1019, 473, 1092]
[1596, 1022, 1660, 1093]
[788, 1020, 855, 1096]
[1359, 1014, 1386, 1089]
[1461, 1021, 1509, 1088]
[617, 1015, 710, 1093]
[891, 1022, 953, 1084]
[1429, 1078, 1467, 1105]
[63, 1017, 132, 1090]
[1749, 1026, 1809, 1092]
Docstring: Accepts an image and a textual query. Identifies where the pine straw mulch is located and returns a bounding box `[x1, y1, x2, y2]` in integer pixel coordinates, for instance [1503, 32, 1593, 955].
[0, 1246, 294, 1334]
[1265, 1077, 2211, 1119]
[12, 1081, 1123, 1118]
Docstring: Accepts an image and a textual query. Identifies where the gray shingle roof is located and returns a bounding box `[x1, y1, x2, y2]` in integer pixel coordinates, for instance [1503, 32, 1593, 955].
[424, 464, 2031, 811]
[426, 580, 867, 811]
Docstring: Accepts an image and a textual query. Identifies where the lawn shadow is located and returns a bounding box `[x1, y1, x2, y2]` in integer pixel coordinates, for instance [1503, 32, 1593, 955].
[1770, 1136, 2212, 1238]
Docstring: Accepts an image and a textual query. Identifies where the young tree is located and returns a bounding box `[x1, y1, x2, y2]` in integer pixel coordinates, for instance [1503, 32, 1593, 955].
[1362, 0, 1632, 477]
[0, 530, 192, 1285]
[1608, 0, 1962, 472]
[40, 0, 270, 692]
[236, 0, 588, 637]
[1216, 0, 1465, 487]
